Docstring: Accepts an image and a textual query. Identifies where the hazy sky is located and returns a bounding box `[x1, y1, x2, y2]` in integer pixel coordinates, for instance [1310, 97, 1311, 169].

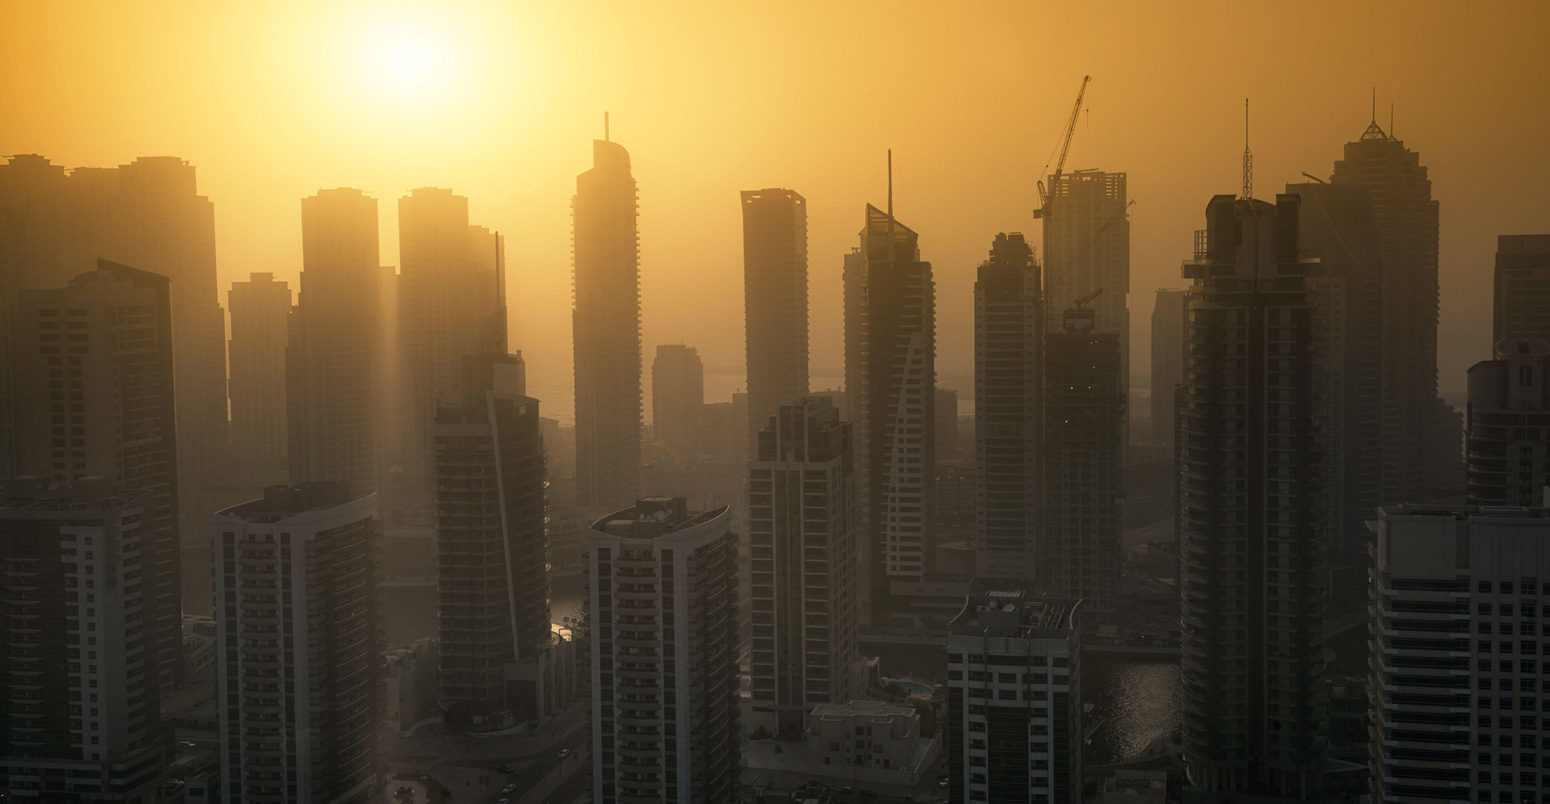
[4, 1, 1547, 421]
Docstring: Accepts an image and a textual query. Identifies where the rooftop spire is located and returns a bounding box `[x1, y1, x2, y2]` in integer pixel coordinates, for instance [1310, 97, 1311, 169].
[1241, 98, 1253, 201]
[604, 111, 609, 142]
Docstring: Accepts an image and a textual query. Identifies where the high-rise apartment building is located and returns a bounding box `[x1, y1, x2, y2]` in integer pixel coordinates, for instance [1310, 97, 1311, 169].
[573, 137, 642, 511]
[288, 188, 382, 497]
[946, 587, 1081, 804]
[1042, 169, 1130, 401]
[652, 344, 704, 456]
[0, 479, 166, 801]
[742, 188, 809, 441]
[1494, 234, 1550, 345]
[1149, 289, 1189, 451]
[12, 260, 182, 694]
[748, 397, 861, 738]
[588, 497, 740, 803]
[974, 233, 1041, 581]
[844, 204, 936, 620]
[227, 272, 292, 480]
[213, 482, 381, 803]
[399, 187, 504, 504]
[1369, 504, 1550, 802]
[434, 351, 563, 729]
[935, 387, 960, 465]
[1466, 338, 1550, 506]
[1330, 118, 1457, 501]
[1178, 194, 1328, 797]
[1041, 305, 1122, 617]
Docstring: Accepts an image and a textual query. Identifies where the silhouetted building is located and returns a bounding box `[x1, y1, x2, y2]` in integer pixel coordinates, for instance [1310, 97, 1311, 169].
[946, 587, 1081, 804]
[748, 397, 861, 738]
[0, 478, 166, 801]
[844, 204, 936, 621]
[288, 189, 383, 496]
[1369, 504, 1550, 802]
[399, 188, 504, 504]
[1042, 169, 1130, 413]
[573, 136, 643, 511]
[935, 388, 960, 465]
[1493, 234, 1550, 345]
[1178, 194, 1327, 796]
[974, 233, 1041, 581]
[1330, 118, 1458, 501]
[742, 188, 809, 443]
[1149, 289, 1189, 451]
[588, 498, 740, 803]
[213, 483, 381, 802]
[12, 260, 182, 694]
[1466, 338, 1550, 506]
[227, 272, 292, 480]
[1041, 305, 1122, 617]
[434, 351, 563, 728]
[652, 344, 704, 456]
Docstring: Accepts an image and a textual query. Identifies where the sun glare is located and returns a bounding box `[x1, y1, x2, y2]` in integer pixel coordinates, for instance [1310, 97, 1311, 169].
[380, 34, 438, 89]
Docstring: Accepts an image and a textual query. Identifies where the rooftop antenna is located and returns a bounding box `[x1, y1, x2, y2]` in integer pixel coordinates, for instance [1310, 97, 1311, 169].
[1241, 98, 1253, 201]
[604, 111, 610, 142]
[1371, 86, 1377, 125]
[886, 149, 896, 263]
[1390, 102, 1395, 138]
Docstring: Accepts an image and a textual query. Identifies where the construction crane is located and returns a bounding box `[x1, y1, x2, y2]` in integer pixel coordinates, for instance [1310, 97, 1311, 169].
[1073, 288, 1104, 308]
[1033, 75, 1091, 220]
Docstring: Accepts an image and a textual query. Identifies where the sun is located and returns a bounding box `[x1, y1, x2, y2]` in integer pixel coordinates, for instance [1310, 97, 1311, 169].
[378, 33, 441, 91]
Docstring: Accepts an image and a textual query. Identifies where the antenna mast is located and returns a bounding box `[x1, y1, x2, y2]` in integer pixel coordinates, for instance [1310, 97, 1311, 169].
[604, 111, 610, 142]
[1241, 98, 1253, 201]
[886, 149, 895, 263]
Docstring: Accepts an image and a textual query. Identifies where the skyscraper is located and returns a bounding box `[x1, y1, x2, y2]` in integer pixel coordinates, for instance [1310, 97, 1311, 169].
[1041, 304, 1123, 618]
[1493, 234, 1550, 345]
[1330, 117, 1458, 501]
[1041, 169, 1130, 405]
[12, 260, 182, 694]
[742, 188, 809, 440]
[974, 232, 1041, 581]
[213, 482, 381, 802]
[1369, 503, 1550, 803]
[227, 272, 292, 480]
[844, 203, 936, 620]
[588, 497, 740, 804]
[946, 587, 1081, 804]
[288, 188, 382, 496]
[1178, 194, 1327, 797]
[1149, 289, 1189, 451]
[1466, 338, 1550, 506]
[652, 344, 704, 456]
[399, 187, 504, 504]
[573, 136, 642, 511]
[434, 350, 562, 728]
[0, 479, 166, 801]
[748, 397, 861, 738]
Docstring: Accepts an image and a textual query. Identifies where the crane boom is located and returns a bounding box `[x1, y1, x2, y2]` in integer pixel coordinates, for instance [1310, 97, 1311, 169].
[1034, 75, 1091, 220]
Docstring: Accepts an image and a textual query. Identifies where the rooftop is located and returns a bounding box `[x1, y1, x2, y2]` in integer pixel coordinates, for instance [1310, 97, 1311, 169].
[220, 481, 358, 524]
[594, 497, 728, 539]
[0, 476, 147, 513]
[949, 586, 1079, 637]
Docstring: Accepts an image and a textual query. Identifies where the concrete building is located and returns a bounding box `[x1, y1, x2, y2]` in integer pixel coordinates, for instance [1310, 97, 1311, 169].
[383, 640, 439, 735]
[588, 497, 740, 803]
[1493, 234, 1550, 345]
[1368, 504, 1550, 802]
[1178, 194, 1328, 797]
[1148, 289, 1188, 451]
[805, 700, 926, 773]
[748, 397, 861, 738]
[227, 272, 292, 481]
[572, 136, 643, 511]
[0, 479, 166, 802]
[974, 232, 1041, 582]
[288, 188, 383, 497]
[213, 483, 381, 803]
[1041, 169, 1130, 410]
[844, 204, 936, 620]
[399, 187, 504, 505]
[934, 388, 960, 466]
[1041, 305, 1122, 618]
[12, 260, 182, 694]
[434, 351, 565, 729]
[1466, 338, 1550, 506]
[946, 587, 1081, 804]
[652, 344, 704, 456]
[742, 188, 809, 444]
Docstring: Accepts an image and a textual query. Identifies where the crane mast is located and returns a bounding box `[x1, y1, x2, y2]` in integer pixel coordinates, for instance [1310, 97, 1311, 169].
[1034, 74, 1091, 220]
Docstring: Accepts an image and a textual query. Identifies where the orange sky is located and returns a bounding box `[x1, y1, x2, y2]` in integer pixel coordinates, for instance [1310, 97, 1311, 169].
[4, 0, 1547, 420]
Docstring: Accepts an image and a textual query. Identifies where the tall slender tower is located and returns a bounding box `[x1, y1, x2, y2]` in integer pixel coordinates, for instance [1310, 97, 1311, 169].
[1149, 289, 1189, 451]
[741, 188, 809, 440]
[1178, 194, 1327, 797]
[1041, 169, 1130, 410]
[13, 260, 183, 695]
[973, 232, 1041, 581]
[228, 272, 293, 481]
[651, 344, 704, 456]
[1493, 234, 1550, 344]
[572, 134, 642, 511]
[844, 200, 936, 621]
[289, 189, 382, 497]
